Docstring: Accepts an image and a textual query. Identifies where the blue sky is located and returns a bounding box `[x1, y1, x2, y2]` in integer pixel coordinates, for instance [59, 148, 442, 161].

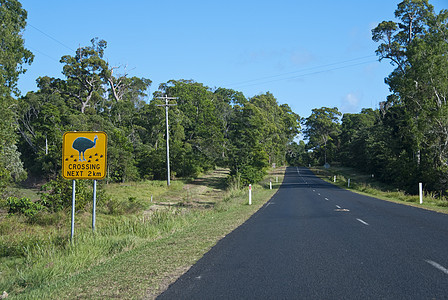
[17, 0, 447, 120]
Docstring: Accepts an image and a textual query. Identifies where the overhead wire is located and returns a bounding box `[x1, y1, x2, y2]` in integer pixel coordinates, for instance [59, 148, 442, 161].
[227, 55, 377, 88]
[28, 23, 75, 52]
[228, 58, 378, 88]
[26, 45, 60, 63]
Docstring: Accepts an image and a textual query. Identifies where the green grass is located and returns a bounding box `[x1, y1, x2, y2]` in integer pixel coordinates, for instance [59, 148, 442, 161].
[311, 166, 448, 214]
[0, 167, 285, 299]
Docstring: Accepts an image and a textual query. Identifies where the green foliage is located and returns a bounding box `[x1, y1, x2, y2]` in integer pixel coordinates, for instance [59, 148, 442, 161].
[6, 196, 44, 217]
[366, 0, 448, 193]
[0, 0, 33, 192]
[39, 177, 106, 212]
[0, 0, 34, 96]
[303, 107, 341, 165]
[339, 108, 378, 171]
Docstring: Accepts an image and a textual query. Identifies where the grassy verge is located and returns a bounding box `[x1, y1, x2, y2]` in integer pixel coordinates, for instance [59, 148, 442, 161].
[0, 167, 285, 299]
[310, 166, 448, 214]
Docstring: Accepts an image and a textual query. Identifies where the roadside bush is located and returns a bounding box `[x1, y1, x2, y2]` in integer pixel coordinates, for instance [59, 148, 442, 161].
[40, 176, 108, 212]
[6, 197, 44, 217]
[239, 165, 267, 186]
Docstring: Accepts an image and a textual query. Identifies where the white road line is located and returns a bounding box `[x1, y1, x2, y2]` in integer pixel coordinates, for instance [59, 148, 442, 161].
[356, 218, 369, 226]
[325, 198, 329, 201]
[336, 205, 341, 209]
[426, 260, 448, 275]
[318, 193, 321, 196]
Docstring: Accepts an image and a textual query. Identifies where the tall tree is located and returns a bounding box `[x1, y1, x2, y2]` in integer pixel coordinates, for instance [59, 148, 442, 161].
[0, 0, 33, 97]
[158, 80, 224, 177]
[372, 0, 448, 192]
[0, 0, 33, 189]
[303, 107, 341, 165]
[37, 38, 108, 114]
[339, 109, 378, 170]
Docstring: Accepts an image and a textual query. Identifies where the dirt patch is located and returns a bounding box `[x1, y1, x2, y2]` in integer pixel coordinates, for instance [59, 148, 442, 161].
[147, 168, 230, 211]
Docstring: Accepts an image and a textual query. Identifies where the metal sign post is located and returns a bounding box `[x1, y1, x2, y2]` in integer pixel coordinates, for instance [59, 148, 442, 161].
[71, 179, 76, 243]
[92, 179, 97, 232]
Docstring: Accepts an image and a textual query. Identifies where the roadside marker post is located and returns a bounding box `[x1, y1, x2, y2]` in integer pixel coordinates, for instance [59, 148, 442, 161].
[334, 175, 336, 183]
[270, 180, 272, 190]
[419, 182, 423, 204]
[348, 178, 351, 188]
[249, 184, 252, 205]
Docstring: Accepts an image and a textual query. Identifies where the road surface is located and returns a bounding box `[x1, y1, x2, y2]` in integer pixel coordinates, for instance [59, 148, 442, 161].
[158, 167, 448, 299]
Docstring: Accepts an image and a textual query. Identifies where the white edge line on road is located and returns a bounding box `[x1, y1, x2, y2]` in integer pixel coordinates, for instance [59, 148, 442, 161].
[426, 260, 448, 275]
[336, 205, 341, 209]
[325, 198, 329, 201]
[356, 218, 369, 226]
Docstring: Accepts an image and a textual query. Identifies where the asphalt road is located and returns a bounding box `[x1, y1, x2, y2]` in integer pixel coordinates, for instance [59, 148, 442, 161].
[158, 167, 448, 299]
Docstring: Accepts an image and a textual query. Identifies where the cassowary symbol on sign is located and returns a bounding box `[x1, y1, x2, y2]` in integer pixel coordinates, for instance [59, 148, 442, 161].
[72, 135, 98, 162]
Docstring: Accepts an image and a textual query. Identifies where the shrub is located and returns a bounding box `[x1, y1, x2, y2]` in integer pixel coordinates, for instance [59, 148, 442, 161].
[39, 176, 108, 212]
[6, 197, 44, 217]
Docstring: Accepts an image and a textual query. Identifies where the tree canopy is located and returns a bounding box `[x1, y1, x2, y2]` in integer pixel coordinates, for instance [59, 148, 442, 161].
[0, 0, 33, 191]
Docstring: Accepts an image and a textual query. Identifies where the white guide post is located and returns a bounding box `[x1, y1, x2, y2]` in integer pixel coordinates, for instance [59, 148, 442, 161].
[249, 184, 252, 205]
[419, 182, 423, 204]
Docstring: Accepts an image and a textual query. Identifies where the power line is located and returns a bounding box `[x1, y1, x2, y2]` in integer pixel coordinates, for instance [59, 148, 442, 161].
[226, 55, 378, 88]
[28, 23, 75, 52]
[26, 45, 60, 63]
[230, 59, 378, 88]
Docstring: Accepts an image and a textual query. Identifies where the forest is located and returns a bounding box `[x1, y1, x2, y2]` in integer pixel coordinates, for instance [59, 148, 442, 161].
[291, 0, 448, 195]
[1, 0, 448, 205]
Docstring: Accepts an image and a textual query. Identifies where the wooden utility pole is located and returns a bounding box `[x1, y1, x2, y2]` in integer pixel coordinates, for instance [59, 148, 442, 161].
[156, 95, 178, 186]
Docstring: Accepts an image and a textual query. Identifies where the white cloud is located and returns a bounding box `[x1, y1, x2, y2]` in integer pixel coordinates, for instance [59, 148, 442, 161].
[340, 92, 361, 113]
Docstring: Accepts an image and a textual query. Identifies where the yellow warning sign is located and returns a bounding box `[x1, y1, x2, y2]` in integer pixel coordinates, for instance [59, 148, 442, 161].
[62, 131, 107, 180]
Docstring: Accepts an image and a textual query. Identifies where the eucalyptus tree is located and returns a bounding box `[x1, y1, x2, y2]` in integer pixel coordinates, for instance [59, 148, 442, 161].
[16, 91, 71, 178]
[226, 92, 300, 185]
[339, 109, 378, 170]
[372, 0, 448, 192]
[36, 38, 108, 114]
[0, 0, 33, 188]
[248, 93, 300, 166]
[303, 107, 341, 165]
[213, 87, 247, 165]
[152, 80, 225, 178]
[227, 99, 270, 186]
